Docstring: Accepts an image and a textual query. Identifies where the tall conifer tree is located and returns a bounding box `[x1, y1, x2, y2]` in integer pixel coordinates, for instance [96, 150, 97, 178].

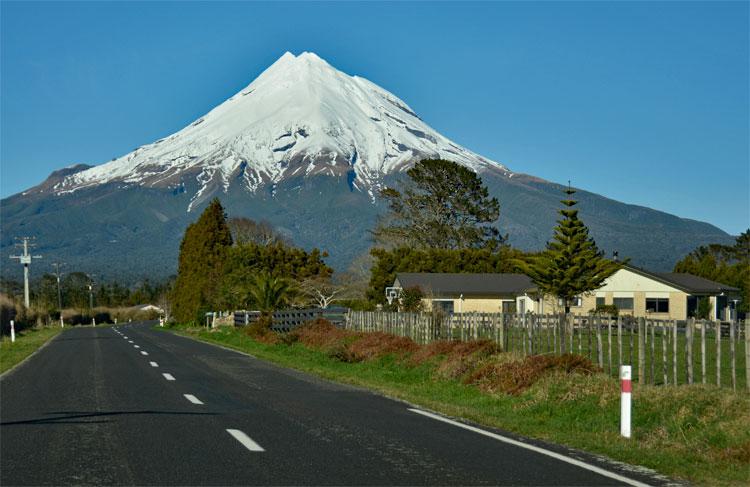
[172, 198, 233, 322]
[516, 185, 621, 313]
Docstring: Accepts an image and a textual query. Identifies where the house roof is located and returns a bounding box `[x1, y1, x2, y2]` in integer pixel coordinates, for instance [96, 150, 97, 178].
[394, 273, 534, 297]
[625, 266, 740, 294]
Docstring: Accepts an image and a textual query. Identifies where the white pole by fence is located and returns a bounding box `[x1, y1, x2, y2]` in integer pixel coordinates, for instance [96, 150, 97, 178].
[10, 320, 16, 343]
[620, 365, 632, 438]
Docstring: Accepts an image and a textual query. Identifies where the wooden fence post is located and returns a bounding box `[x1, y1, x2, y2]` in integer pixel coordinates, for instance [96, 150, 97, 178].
[729, 319, 736, 391]
[745, 320, 750, 391]
[716, 320, 721, 387]
[672, 320, 678, 386]
[687, 318, 694, 385]
[662, 322, 668, 385]
[617, 316, 622, 370]
[701, 320, 707, 384]
[638, 317, 646, 384]
[650, 320, 655, 385]
[607, 318, 612, 374]
[596, 316, 603, 369]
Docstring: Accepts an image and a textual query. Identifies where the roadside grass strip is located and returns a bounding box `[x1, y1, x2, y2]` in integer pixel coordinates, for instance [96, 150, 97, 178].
[0, 327, 62, 375]
[409, 408, 649, 487]
[226, 429, 265, 452]
[183, 394, 204, 405]
[162, 373, 175, 381]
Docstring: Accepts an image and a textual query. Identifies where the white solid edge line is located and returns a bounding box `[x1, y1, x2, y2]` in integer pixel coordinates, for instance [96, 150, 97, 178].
[140, 351, 148, 355]
[162, 373, 175, 381]
[184, 394, 204, 405]
[149, 361, 158, 367]
[226, 429, 264, 452]
[407, 409, 650, 487]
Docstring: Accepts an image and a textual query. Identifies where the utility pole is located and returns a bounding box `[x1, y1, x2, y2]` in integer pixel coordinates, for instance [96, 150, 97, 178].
[52, 262, 65, 327]
[9, 237, 42, 308]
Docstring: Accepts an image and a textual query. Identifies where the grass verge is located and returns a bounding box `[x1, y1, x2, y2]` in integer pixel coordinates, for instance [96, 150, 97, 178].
[0, 327, 62, 374]
[167, 322, 749, 486]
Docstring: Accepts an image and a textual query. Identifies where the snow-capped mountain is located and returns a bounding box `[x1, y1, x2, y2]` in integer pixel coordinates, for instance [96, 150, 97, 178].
[2, 52, 734, 282]
[50, 51, 506, 208]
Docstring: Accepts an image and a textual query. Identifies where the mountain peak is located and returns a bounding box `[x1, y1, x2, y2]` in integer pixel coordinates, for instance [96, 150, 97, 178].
[47, 52, 509, 206]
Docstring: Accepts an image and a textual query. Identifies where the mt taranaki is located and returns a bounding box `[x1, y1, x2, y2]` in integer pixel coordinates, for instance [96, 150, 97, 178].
[1, 52, 732, 281]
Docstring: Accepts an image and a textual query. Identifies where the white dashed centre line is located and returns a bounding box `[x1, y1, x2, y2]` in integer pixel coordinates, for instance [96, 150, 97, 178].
[134, 345, 140, 348]
[226, 429, 265, 452]
[184, 394, 204, 405]
[128, 340, 133, 343]
[162, 373, 175, 381]
[149, 361, 158, 367]
[140, 351, 148, 355]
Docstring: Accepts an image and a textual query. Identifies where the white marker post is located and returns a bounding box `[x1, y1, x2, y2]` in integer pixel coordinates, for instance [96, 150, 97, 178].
[10, 320, 16, 343]
[620, 365, 632, 438]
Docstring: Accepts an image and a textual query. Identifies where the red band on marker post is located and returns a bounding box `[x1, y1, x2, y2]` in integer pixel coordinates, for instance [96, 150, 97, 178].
[621, 379, 632, 393]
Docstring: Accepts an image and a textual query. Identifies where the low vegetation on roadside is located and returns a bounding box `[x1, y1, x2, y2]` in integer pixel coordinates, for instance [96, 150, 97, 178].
[169, 320, 749, 486]
[0, 326, 62, 374]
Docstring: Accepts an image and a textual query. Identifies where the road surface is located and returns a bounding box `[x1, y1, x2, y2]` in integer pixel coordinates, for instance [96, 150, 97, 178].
[1, 322, 664, 486]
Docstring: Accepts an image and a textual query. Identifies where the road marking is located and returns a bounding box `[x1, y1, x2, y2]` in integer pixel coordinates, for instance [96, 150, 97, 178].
[128, 340, 133, 343]
[140, 351, 148, 355]
[162, 373, 175, 381]
[407, 409, 650, 487]
[226, 429, 264, 452]
[149, 361, 158, 367]
[134, 345, 140, 348]
[184, 394, 204, 405]
[124, 336, 128, 339]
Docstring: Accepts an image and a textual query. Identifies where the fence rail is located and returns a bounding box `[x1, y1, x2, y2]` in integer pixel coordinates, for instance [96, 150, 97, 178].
[345, 311, 750, 391]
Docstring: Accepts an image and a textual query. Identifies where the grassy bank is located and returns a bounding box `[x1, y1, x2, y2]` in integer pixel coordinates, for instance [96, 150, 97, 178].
[0, 326, 62, 374]
[168, 323, 749, 486]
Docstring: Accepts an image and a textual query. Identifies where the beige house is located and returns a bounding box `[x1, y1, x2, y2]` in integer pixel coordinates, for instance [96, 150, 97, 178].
[572, 266, 740, 321]
[391, 273, 535, 314]
[391, 267, 740, 321]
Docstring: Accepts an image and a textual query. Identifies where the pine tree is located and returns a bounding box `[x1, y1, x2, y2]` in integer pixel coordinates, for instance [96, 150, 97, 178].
[172, 198, 233, 323]
[373, 159, 503, 250]
[515, 185, 621, 313]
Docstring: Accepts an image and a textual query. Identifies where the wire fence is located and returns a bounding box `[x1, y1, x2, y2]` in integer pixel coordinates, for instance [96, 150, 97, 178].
[345, 311, 750, 391]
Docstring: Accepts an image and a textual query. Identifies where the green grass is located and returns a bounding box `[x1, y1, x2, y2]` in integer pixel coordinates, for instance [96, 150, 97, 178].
[167, 324, 749, 486]
[0, 326, 63, 374]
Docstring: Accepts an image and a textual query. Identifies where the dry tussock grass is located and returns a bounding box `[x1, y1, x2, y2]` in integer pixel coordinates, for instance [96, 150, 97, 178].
[465, 354, 599, 395]
[346, 332, 419, 362]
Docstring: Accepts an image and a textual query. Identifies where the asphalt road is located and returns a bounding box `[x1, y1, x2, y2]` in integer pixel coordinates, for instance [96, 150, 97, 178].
[1, 323, 665, 486]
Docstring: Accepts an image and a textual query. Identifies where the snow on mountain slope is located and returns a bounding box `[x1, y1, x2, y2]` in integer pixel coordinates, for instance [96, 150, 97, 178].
[51, 51, 509, 208]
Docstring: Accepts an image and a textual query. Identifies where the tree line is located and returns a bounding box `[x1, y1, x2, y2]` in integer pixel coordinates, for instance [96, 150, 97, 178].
[172, 158, 626, 323]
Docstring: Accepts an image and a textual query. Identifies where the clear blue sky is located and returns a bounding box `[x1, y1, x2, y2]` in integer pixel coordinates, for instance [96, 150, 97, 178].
[1, 1, 748, 235]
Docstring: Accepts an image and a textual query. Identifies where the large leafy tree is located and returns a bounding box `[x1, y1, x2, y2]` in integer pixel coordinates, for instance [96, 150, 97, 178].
[172, 199, 233, 322]
[674, 229, 749, 313]
[217, 241, 331, 309]
[373, 159, 503, 250]
[515, 186, 621, 313]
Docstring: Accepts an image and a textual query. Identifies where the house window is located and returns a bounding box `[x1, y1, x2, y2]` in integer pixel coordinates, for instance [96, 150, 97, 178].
[613, 297, 634, 310]
[502, 301, 516, 313]
[646, 298, 669, 313]
[596, 297, 605, 307]
[432, 300, 454, 314]
[571, 296, 582, 307]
